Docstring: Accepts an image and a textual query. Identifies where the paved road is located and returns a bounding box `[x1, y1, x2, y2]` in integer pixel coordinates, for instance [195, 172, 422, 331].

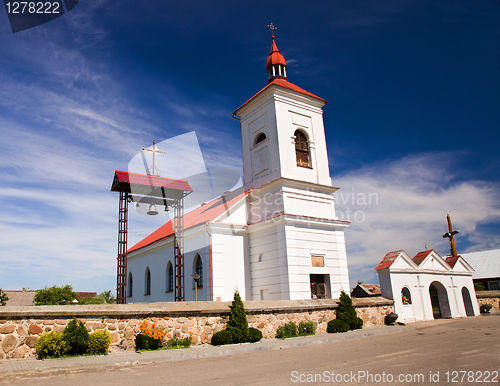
[0, 315, 498, 385]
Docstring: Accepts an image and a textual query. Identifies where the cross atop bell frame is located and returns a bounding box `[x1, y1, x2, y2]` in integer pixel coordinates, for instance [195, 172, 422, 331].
[111, 170, 193, 304]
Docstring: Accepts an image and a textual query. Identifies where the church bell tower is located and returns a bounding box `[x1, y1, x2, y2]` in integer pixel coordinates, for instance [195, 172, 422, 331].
[233, 27, 350, 301]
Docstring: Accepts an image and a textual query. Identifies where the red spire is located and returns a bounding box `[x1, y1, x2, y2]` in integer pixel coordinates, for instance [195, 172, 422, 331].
[266, 35, 287, 83]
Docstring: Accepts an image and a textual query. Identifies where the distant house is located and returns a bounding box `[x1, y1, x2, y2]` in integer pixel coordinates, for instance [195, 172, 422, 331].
[351, 284, 381, 298]
[75, 292, 97, 300]
[3, 289, 36, 306]
[460, 249, 500, 291]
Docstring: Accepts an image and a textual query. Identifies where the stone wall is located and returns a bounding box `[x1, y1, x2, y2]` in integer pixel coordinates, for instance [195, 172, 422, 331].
[476, 291, 500, 311]
[0, 298, 393, 359]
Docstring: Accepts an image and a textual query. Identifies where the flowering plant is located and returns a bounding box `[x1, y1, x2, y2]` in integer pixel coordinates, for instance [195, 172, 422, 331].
[402, 296, 411, 305]
[139, 321, 166, 340]
[166, 331, 192, 349]
[135, 320, 166, 350]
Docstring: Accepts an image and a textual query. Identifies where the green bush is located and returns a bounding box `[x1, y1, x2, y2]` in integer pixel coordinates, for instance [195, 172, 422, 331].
[34, 285, 77, 306]
[211, 330, 234, 346]
[246, 327, 263, 342]
[226, 290, 248, 343]
[135, 334, 162, 350]
[298, 321, 316, 336]
[327, 319, 349, 333]
[337, 291, 363, 330]
[166, 333, 191, 349]
[63, 317, 89, 355]
[0, 289, 9, 306]
[88, 330, 111, 355]
[275, 321, 298, 339]
[35, 331, 68, 358]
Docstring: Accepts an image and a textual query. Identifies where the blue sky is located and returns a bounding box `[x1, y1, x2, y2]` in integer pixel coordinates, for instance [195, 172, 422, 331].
[0, 1, 499, 293]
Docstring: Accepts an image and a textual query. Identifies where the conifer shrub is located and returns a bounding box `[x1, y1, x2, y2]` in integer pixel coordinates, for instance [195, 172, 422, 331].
[337, 290, 363, 330]
[226, 289, 248, 343]
[63, 317, 89, 355]
[327, 319, 349, 333]
[211, 330, 234, 346]
[88, 330, 111, 355]
[246, 327, 263, 342]
[35, 331, 68, 358]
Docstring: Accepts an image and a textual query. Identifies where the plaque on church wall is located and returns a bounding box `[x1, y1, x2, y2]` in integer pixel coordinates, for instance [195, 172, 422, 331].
[253, 145, 269, 176]
[311, 255, 324, 267]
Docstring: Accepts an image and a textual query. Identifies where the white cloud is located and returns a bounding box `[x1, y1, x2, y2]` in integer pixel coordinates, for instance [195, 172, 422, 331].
[333, 152, 500, 288]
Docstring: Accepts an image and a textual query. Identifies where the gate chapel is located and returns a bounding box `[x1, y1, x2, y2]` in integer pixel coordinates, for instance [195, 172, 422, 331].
[126, 31, 351, 302]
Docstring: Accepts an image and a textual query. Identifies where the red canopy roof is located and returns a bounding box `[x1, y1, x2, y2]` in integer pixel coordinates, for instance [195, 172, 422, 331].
[413, 250, 434, 266]
[128, 189, 249, 253]
[375, 250, 404, 270]
[111, 170, 192, 197]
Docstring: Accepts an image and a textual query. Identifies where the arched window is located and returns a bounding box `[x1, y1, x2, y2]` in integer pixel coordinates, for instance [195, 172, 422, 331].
[167, 262, 173, 292]
[401, 287, 412, 305]
[128, 272, 133, 297]
[255, 132, 267, 145]
[195, 255, 203, 288]
[145, 267, 151, 295]
[294, 130, 311, 168]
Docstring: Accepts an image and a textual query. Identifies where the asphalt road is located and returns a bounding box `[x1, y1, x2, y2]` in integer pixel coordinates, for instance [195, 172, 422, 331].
[0, 315, 498, 386]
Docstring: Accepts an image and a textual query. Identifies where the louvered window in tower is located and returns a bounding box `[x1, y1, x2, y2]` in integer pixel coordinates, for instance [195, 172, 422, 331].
[294, 130, 311, 168]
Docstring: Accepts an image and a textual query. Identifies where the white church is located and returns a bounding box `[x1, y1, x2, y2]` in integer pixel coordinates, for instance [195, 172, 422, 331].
[126, 33, 351, 303]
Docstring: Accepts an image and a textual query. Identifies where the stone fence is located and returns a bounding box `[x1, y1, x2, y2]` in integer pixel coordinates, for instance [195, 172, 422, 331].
[475, 291, 500, 311]
[0, 297, 393, 359]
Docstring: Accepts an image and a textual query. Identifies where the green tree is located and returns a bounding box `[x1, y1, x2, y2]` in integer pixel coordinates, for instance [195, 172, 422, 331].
[337, 290, 363, 330]
[63, 317, 89, 355]
[226, 289, 248, 343]
[34, 285, 78, 305]
[0, 289, 9, 306]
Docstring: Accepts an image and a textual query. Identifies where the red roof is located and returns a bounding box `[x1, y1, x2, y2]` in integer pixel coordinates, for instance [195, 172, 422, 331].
[266, 36, 287, 70]
[375, 250, 404, 270]
[413, 250, 434, 266]
[234, 78, 327, 115]
[362, 284, 381, 295]
[111, 170, 192, 198]
[128, 189, 249, 253]
[445, 255, 461, 268]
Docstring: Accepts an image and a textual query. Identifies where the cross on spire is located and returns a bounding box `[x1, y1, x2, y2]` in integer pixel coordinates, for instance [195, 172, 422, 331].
[142, 139, 165, 176]
[267, 22, 277, 37]
[442, 213, 459, 257]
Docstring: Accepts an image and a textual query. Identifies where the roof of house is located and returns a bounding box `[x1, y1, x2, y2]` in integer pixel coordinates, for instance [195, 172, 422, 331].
[128, 189, 249, 253]
[460, 249, 500, 279]
[75, 292, 97, 300]
[375, 250, 404, 270]
[234, 78, 327, 115]
[361, 284, 381, 295]
[413, 249, 434, 266]
[3, 290, 36, 306]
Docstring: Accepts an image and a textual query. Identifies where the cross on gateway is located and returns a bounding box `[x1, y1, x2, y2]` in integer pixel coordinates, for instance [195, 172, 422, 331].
[142, 139, 165, 176]
[442, 213, 459, 257]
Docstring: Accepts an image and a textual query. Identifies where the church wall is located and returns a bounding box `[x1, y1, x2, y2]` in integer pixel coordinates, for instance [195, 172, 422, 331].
[0, 297, 397, 358]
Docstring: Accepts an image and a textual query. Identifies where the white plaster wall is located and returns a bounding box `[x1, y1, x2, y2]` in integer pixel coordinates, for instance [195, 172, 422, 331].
[385, 272, 479, 322]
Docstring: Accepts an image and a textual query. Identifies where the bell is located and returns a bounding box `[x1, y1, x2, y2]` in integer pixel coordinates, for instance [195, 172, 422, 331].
[147, 204, 158, 216]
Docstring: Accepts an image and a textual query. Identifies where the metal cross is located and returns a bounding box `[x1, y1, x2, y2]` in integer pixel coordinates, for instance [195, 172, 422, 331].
[267, 23, 277, 36]
[442, 213, 459, 256]
[142, 139, 165, 176]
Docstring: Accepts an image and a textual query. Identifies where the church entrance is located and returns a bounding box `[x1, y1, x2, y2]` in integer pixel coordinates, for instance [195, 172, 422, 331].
[429, 281, 451, 319]
[461, 287, 475, 316]
[310, 274, 329, 299]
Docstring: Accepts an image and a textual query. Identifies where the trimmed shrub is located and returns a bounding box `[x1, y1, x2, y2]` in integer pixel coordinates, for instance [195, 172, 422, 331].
[246, 327, 263, 343]
[211, 330, 234, 346]
[298, 321, 316, 336]
[88, 330, 111, 355]
[166, 333, 191, 349]
[327, 319, 349, 333]
[275, 321, 298, 339]
[63, 317, 89, 355]
[226, 290, 248, 343]
[36, 331, 68, 358]
[337, 291, 363, 330]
